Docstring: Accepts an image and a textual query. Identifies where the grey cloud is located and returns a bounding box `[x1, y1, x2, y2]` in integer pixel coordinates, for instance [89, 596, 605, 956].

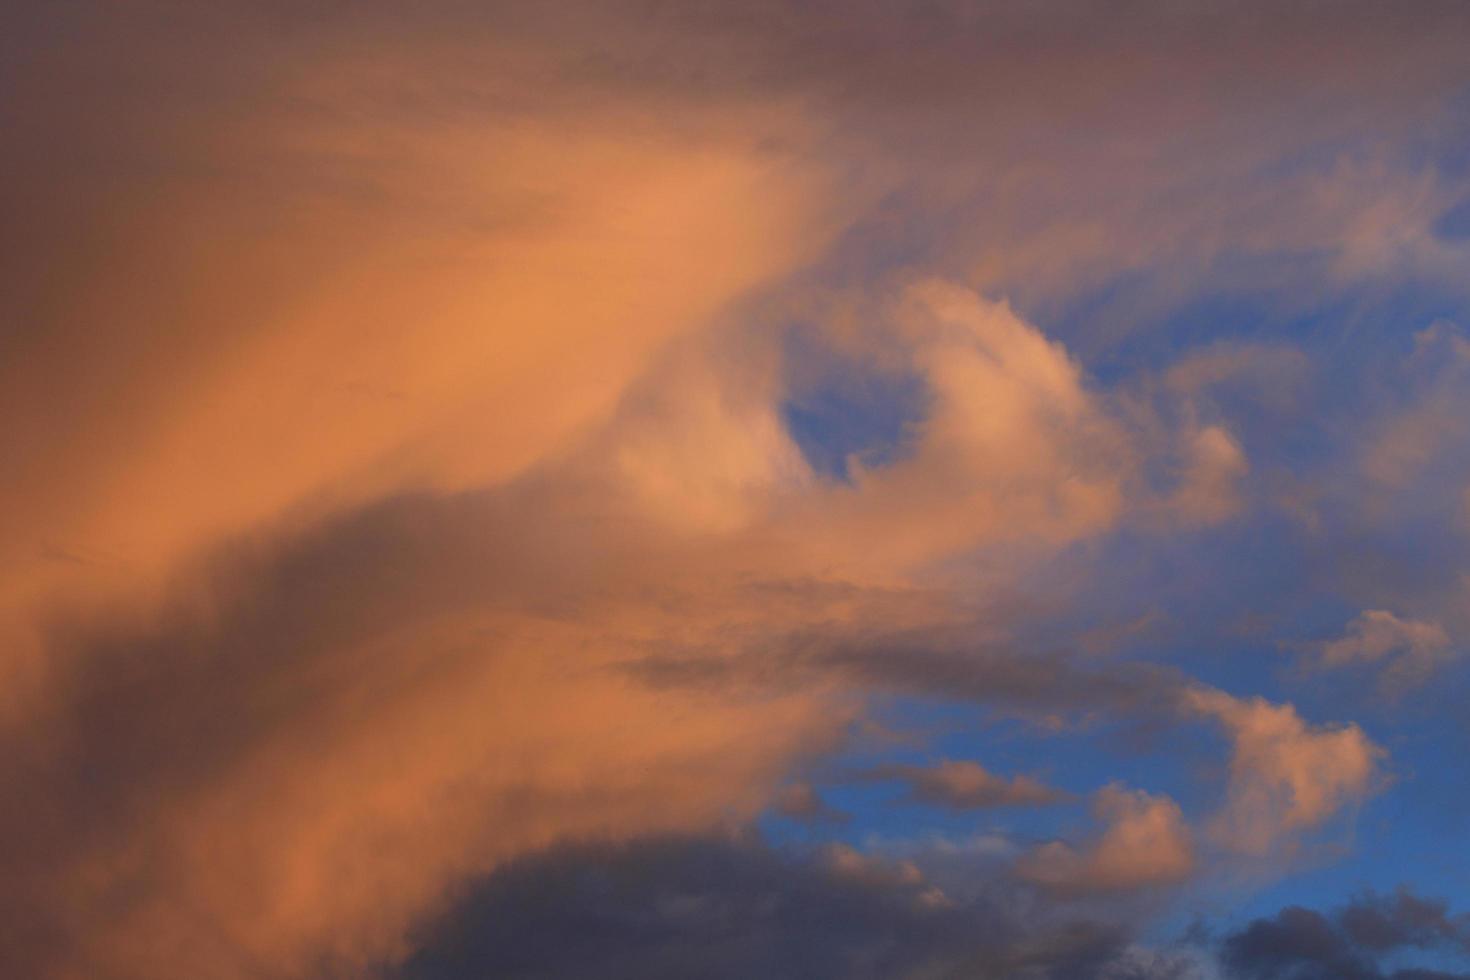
[391, 833, 1200, 980]
[1221, 891, 1470, 980]
[1339, 891, 1470, 955]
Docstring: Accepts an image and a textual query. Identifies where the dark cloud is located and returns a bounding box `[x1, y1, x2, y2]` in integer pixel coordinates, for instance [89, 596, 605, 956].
[1221, 891, 1470, 980]
[391, 833, 1198, 980]
[1340, 891, 1470, 953]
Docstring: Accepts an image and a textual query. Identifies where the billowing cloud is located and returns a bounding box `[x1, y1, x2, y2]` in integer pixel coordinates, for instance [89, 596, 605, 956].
[791, 282, 1135, 575]
[3, 2, 1469, 977]
[0, 255, 1288, 975]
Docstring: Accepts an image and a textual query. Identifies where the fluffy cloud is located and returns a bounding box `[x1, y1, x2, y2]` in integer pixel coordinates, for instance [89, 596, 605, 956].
[1018, 785, 1194, 895]
[788, 282, 1134, 576]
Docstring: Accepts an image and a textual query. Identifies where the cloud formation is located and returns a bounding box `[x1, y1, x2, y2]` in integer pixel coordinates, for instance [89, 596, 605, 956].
[1186, 689, 1383, 857]
[3, 2, 1468, 977]
[1222, 891, 1470, 980]
[866, 759, 1069, 810]
[1314, 610, 1455, 695]
[393, 833, 1199, 980]
[1018, 785, 1195, 896]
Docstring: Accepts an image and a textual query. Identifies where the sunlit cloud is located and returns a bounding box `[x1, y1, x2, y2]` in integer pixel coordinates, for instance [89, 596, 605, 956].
[1018, 784, 1196, 896]
[4, 3, 1470, 978]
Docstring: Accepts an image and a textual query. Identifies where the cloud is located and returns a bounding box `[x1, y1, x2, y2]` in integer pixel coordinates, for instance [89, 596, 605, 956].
[773, 782, 849, 824]
[0, 261, 1299, 976]
[0, 265, 1182, 977]
[0, 21, 834, 715]
[1313, 610, 1454, 695]
[1164, 424, 1250, 526]
[3, 3, 1468, 977]
[766, 281, 1138, 577]
[0, 12, 843, 975]
[392, 832, 1200, 980]
[1186, 689, 1384, 856]
[1318, 611, 1450, 667]
[1340, 890, 1470, 954]
[1018, 784, 1194, 896]
[1221, 890, 1470, 980]
[0, 471, 867, 976]
[1359, 323, 1470, 491]
[0, 265, 1166, 977]
[865, 759, 1069, 810]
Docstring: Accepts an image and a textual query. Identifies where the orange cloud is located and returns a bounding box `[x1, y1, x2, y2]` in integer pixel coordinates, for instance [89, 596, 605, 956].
[869, 760, 1067, 810]
[4, 5, 1463, 977]
[60, 617, 837, 977]
[0, 52, 831, 717]
[1186, 688, 1384, 857]
[1018, 784, 1194, 895]
[0, 21, 847, 977]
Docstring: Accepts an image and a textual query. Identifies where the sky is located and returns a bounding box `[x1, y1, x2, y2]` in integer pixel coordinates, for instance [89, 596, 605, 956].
[5, 2, 1470, 978]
